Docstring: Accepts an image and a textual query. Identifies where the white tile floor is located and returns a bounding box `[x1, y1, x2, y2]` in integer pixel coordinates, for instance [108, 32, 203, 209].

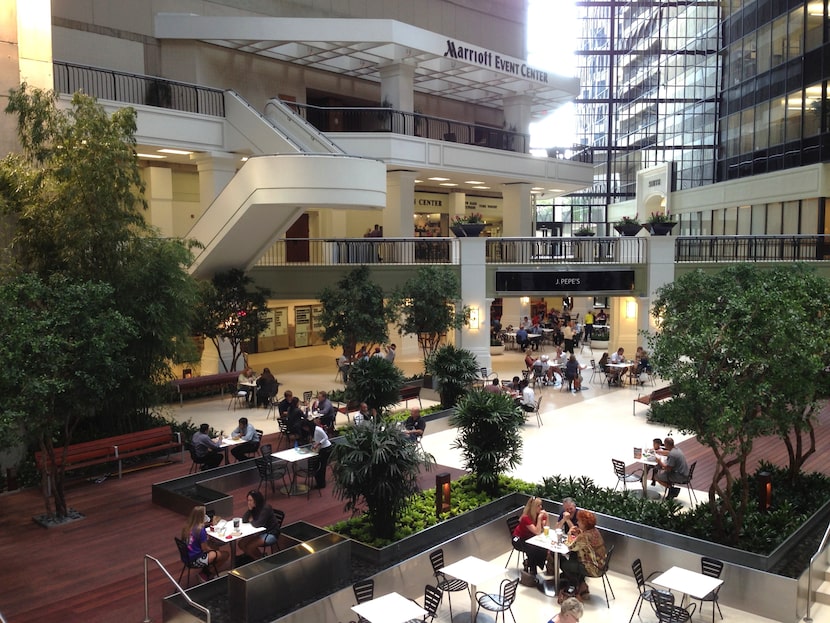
[169, 343, 817, 623]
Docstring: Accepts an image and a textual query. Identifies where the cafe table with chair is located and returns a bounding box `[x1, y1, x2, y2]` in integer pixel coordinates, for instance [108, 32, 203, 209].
[207, 517, 265, 568]
[350, 591, 426, 623]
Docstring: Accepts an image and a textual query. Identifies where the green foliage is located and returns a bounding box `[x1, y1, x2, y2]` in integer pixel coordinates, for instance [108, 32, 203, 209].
[193, 269, 270, 372]
[450, 390, 525, 494]
[391, 266, 467, 363]
[591, 325, 610, 341]
[425, 344, 480, 408]
[331, 419, 435, 540]
[344, 356, 405, 414]
[647, 264, 830, 544]
[317, 266, 395, 357]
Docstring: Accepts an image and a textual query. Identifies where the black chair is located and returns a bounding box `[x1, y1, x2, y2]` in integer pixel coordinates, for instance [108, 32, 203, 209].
[475, 577, 519, 623]
[259, 509, 285, 556]
[352, 578, 374, 623]
[597, 543, 616, 607]
[429, 549, 469, 621]
[662, 461, 698, 503]
[612, 458, 643, 491]
[505, 516, 524, 568]
[174, 536, 217, 587]
[277, 417, 296, 450]
[403, 584, 444, 623]
[653, 588, 696, 622]
[699, 557, 724, 621]
[629, 558, 661, 623]
[295, 455, 323, 498]
[255, 456, 288, 498]
[259, 443, 273, 458]
[186, 442, 207, 474]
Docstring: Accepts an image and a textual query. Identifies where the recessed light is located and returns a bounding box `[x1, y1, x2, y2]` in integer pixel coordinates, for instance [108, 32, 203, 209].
[465, 180, 484, 185]
[428, 177, 450, 181]
[414, 179, 423, 183]
[158, 148, 193, 155]
[472, 186, 490, 190]
[532, 187, 544, 191]
[548, 188, 563, 192]
[137, 153, 166, 159]
[439, 183, 458, 187]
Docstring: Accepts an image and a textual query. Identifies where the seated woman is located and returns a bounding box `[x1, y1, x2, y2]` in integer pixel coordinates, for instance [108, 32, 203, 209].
[238, 490, 280, 561]
[512, 496, 548, 573]
[182, 505, 229, 582]
[564, 354, 583, 392]
[547, 597, 583, 623]
[560, 510, 607, 597]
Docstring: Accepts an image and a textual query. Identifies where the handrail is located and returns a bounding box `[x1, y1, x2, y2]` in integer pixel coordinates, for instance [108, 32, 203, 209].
[143, 554, 210, 623]
[803, 520, 830, 622]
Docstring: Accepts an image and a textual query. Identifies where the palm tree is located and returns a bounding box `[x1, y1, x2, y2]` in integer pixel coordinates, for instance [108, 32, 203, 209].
[425, 344, 479, 408]
[345, 356, 405, 414]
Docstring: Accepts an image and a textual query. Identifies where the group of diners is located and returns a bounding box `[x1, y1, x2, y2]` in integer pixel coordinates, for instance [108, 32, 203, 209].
[337, 343, 397, 382]
[598, 345, 653, 386]
[236, 366, 279, 408]
[524, 347, 589, 392]
[191, 416, 260, 470]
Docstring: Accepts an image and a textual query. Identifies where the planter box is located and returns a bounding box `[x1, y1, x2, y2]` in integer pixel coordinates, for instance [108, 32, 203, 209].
[490, 344, 505, 356]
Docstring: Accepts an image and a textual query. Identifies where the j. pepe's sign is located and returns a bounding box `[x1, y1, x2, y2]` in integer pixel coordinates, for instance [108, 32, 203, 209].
[444, 40, 549, 84]
[496, 270, 635, 293]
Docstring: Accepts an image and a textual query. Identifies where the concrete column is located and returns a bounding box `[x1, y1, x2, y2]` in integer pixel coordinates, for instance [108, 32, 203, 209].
[378, 62, 415, 112]
[457, 236, 490, 370]
[145, 166, 174, 237]
[385, 170, 417, 237]
[644, 237, 676, 335]
[191, 152, 239, 211]
[449, 191, 467, 222]
[503, 94, 532, 134]
[502, 183, 534, 236]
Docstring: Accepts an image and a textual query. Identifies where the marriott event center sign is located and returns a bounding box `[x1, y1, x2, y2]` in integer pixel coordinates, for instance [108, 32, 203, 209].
[496, 270, 635, 294]
[444, 39, 550, 84]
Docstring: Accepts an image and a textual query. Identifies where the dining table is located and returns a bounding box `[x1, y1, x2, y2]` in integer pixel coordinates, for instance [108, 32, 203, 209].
[633, 450, 661, 498]
[207, 519, 265, 568]
[439, 555, 505, 623]
[526, 532, 570, 596]
[272, 445, 318, 495]
[350, 591, 427, 623]
[217, 436, 245, 464]
[652, 565, 723, 607]
[605, 362, 632, 386]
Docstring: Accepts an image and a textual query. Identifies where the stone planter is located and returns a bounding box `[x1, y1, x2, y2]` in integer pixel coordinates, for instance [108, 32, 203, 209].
[450, 223, 486, 237]
[490, 343, 505, 356]
[646, 221, 677, 236]
[614, 223, 642, 236]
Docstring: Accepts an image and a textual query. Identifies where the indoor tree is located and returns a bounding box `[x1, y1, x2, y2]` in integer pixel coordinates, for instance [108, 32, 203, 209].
[391, 266, 468, 364]
[344, 356, 405, 415]
[425, 344, 480, 408]
[450, 390, 525, 494]
[193, 268, 271, 372]
[317, 265, 395, 357]
[647, 263, 830, 544]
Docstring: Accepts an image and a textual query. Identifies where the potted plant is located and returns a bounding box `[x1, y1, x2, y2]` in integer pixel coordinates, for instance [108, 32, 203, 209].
[590, 324, 610, 349]
[614, 215, 642, 236]
[646, 212, 677, 236]
[573, 225, 595, 237]
[490, 336, 505, 356]
[450, 213, 486, 237]
[425, 344, 480, 408]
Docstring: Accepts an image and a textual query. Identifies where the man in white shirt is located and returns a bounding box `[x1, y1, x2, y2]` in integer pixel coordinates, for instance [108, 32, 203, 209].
[608, 347, 627, 385]
[311, 414, 333, 489]
[520, 379, 536, 413]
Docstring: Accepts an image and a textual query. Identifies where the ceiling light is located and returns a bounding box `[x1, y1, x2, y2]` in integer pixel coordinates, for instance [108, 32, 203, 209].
[158, 148, 193, 155]
[137, 153, 166, 159]
[472, 186, 490, 190]
[439, 183, 458, 187]
[465, 180, 484, 185]
[428, 177, 450, 181]
[532, 187, 544, 191]
[548, 188, 563, 192]
[414, 179, 423, 183]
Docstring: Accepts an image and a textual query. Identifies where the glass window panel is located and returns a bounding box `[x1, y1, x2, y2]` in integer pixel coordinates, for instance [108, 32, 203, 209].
[712, 208, 724, 235]
[750, 204, 767, 235]
[802, 198, 819, 234]
[786, 89, 803, 142]
[767, 202, 783, 234]
[771, 15, 787, 66]
[805, 2, 824, 51]
[787, 6, 804, 61]
[740, 108, 755, 154]
[804, 82, 823, 137]
[724, 206, 738, 235]
[769, 96, 786, 145]
[783, 200, 800, 234]
[756, 23, 772, 73]
[755, 101, 770, 149]
[737, 205, 752, 235]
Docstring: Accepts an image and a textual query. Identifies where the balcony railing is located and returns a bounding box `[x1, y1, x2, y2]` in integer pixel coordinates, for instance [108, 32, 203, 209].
[675, 235, 830, 262]
[486, 236, 647, 264]
[255, 238, 458, 266]
[53, 61, 225, 116]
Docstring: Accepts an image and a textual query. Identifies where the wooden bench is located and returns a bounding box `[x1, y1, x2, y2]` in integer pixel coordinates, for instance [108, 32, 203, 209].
[399, 384, 422, 408]
[633, 385, 673, 416]
[170, 371, 239, 406]
[35, 426, 183, 493]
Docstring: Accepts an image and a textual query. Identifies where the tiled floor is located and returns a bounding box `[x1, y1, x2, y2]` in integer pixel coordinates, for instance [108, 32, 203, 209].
[170, 343, 817, 623]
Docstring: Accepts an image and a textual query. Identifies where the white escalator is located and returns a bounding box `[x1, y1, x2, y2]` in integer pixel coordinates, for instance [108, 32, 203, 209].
[187, 92, 385, 278]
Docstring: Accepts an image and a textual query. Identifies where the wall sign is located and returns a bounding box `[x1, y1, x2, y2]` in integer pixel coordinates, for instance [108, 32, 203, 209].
[496, 270, 635, 293]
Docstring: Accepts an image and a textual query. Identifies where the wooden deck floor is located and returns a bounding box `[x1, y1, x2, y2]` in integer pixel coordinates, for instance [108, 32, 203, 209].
[1, 403, 829, 623]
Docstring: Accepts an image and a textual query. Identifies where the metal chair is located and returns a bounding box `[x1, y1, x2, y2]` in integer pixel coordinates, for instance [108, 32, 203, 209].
[628, 558, 661, 623]
[612, 458, 643, 491]
[653, 588, 696, 622]
[532, 397, 543, 427]
[186, 442, 207, 474]
[420, 584, 443, 623]
[259, 508, 285, 556]
[277, 417, 296, 450]
[228, 386, 248, 410]
[662, 461, 698, 504]
[505, 516, 524, 568]
[475, 577, 519, 623]
[255, 456, 288, 498]
[295, 455, 323, 498]
[699, 557, 724, 621]
[352, 578, 374, 623]
[174, 536, 217, 587]
[596, 543, 616, 607]
[429, 549, 469, 621]
[303, 390, 314, 405]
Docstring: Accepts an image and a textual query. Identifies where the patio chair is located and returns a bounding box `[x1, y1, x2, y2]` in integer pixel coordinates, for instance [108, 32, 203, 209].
[475, 577, 519, 623]
[612, 458, 643, 492]
[174, 536, 217, 587]
[505, 516, 524, 568]
[255, 456, 288, 498]
[259, 509, 285, 556]
[596, 543, 616, 607]
[628, 558, 661, 623]
[653, 588, 696, 622]
[429, 549, 469, 621]
[699, 557, 724, 622]
[352, 578, 374, 623]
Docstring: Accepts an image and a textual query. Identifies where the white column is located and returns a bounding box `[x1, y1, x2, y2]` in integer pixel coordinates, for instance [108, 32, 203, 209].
[503, 94, 532, 134]
[449, 191, 467, 222]
[145, 166, 174, 237]
[502, 183, 534, 236]
[644, 237, 676, 334]
[385, 170, 417, 237]
[378, 62, 415, 112]
[191, 152, 239, 211]
[457, 237, 490, 370]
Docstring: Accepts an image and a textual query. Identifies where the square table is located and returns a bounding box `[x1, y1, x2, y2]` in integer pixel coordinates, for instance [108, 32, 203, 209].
[633, 452, 660, 498]
[218, 436, 245, 464]
[272, 446, 318, 495]
[526, 532, 570, 596]
[652, 565, 723, 606]
[605, 362, 631, 386]
[207, 520, 265, 567]
[350, 592, 426, 623]
[440, 555, 505, 623]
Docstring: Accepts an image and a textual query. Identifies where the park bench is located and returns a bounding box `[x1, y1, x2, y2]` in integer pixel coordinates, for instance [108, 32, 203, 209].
[170, 371, 240, 406]
[399, 384, 423, 408]
[35, 425, 183, 493]
[633, 385, 674, 416]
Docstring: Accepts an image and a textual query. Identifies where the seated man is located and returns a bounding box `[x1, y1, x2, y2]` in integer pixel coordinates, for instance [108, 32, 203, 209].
[337, 353, 352, 382]
[516, 326, 529, 351]
[191, 423, 223, 470]
[277, 390, 294, 418]
[353, 402, 371, 426]
[484, 378, 503, 393]
[311, 390, 337, 430]
[607, 347, 627, 385]
[229, 416, 259, 462]
[402, 407, 426, 441]
[286, 397, 310, 443]
[532, 354, 554, 385]
[655, 437, 690, 499]
[519, 379, 536, 413]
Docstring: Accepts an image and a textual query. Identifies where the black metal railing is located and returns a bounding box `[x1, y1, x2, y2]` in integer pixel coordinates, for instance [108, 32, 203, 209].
[675, 235, 830, 262]
[53, 61, 225, 117]
[255, 238, 457, 266]
[486, 236, 646, 264]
